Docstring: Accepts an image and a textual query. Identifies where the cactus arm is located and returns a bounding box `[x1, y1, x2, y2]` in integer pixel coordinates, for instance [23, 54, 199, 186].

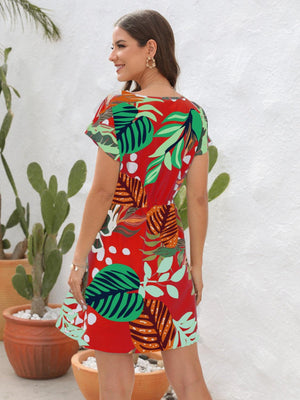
[67, 160, 87, 198]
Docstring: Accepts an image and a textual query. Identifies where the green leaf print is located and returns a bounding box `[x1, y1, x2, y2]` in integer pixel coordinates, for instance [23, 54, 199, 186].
[145, 285, 164, 297]
[173, 312, 199, 348]
[56, 293, 88, 346]
[157, 256, 173, 273]
[167, 285, 179, 299]
[171, 140, 184, 169]
[85, 123, 119, 159]
[144, 107, 204, 185]
[170, 264, 186, 282]
[112, 102, 154, 159]
[112, 103, 139, 130]
[85, 264, 144, 322]
[164, 152, 172, 170]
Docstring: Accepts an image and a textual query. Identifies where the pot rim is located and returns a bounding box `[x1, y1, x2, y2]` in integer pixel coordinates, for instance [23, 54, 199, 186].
[72, 349, 165, 376]
[2, 303, 61, 326]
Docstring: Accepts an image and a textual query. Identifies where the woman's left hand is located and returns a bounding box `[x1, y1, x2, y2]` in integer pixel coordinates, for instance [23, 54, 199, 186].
[68, 267, 87, 310]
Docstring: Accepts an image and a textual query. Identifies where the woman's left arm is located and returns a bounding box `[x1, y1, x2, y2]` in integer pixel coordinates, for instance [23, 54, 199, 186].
[68, 147, 119, 307]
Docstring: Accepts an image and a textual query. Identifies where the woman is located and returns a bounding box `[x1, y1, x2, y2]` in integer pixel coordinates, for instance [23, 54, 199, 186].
[57, 9, 212, 400]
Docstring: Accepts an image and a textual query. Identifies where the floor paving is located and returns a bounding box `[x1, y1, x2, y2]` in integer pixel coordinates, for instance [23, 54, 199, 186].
[0, 342, 176, 399]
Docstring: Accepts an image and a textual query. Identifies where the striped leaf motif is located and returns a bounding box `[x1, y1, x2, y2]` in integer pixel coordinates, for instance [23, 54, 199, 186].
[85, 264, 144, 322]
[129, 299, 176, 352]
[113, 172, 148, 208]
[146, 204, 178, 248]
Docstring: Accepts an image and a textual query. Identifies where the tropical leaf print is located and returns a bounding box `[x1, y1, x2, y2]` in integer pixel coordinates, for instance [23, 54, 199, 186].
[145, 108, 203, 185]
[85, 123, 120, 160]
[129, 298, 176, 352]
[112, 102, 154, 159]
[56, 292, 88, 346]
[173, 311, 199, 348]
[146, 204, 178, 248]
[85, 264, 144, 322]
[194, 105, 208, 156]
[113, 172, 148, 208]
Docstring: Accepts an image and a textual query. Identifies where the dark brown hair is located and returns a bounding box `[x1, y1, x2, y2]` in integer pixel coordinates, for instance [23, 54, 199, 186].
[115, 10, 180, 92]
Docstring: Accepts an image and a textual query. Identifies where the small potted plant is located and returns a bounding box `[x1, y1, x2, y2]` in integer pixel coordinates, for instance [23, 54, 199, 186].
[71, 349, 170, 400]
[2, 159, 87, 379]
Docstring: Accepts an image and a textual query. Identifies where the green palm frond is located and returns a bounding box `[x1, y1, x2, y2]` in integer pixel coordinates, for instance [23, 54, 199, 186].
[0, 0, 61, 41]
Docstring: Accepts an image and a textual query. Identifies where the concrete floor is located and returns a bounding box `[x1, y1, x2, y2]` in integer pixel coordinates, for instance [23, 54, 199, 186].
[0, 341, 84, 400]
[0, 342, 176, 400]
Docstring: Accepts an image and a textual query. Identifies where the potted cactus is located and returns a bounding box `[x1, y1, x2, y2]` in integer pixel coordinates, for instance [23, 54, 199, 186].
[174, 144, 230, 228]
[2, 159, 87, 379]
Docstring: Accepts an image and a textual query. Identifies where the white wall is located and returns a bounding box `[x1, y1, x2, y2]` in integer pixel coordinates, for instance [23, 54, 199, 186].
[1, 1, 299, 399]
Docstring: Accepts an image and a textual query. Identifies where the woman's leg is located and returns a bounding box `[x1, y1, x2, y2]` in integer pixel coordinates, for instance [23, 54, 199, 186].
[95, 350, 135, 400]
[162, 343, 213, 400]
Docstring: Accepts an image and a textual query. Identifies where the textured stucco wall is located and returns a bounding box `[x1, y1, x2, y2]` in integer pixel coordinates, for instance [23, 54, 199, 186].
[1, 1, 299, 399]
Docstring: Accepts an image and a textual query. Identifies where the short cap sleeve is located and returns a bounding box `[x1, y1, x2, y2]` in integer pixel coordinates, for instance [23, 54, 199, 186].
[85, 96, 120, 161]
[192, 102, 208, 156]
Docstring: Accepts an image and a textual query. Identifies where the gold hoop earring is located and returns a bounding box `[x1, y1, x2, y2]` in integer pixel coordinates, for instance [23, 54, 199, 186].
[146, 56, 156, 69]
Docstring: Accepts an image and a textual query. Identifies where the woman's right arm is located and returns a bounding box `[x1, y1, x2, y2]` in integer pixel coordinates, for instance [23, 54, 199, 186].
[186, 152, 209, 305]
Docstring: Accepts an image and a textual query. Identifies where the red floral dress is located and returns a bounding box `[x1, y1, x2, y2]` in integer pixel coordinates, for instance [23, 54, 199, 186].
[56, 90, 208, 353]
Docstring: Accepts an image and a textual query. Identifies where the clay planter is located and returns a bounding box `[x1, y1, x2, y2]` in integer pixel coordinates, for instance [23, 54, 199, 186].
[72, 349, 170, 400]
[0, 257, 31, 340]
[3, 303, 79, 379]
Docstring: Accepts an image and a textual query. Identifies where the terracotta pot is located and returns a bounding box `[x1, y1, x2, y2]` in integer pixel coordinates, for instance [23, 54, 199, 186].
[72, 349, 170, 400]
[0, 257, 31, 340]
[3, 303, 79, 379]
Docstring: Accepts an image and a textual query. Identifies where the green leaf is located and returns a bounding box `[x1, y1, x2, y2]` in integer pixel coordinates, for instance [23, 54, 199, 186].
[171, 265, 186, 282]
[178, 207, 188, 230]
[174, 183, 187, 210]
[11, 86, 21, 98]
[42, 249, 62, 298]
[162, 112, 188, 122]
[118, 116, 154, 159]
[6, 208, 19, 229]
[67, 160, 87, 198]
[0, 110, 13, 151]
[154, 246, 178, 257]
[150, 128, 184, 158]
[157, 256, 173, 273]
[171, 139, 184, 169]
[208, 173, 230, 201]
[4, 48, 12, 63]
[1, 153, 18, 196]
[208, 145, 218, 172]
[145, 285, 164, 297]
[85, 264, 144, 322]
[167, 285, 179, 299]
[155, 124, 183, 137]
[27, 162, 47, 195]
[144, 162, 163, 186]
[112, 103, 139, 131]
[158, 273, 169, 282]
[144, 262, 152, 279]
[1, 82, 11, 110]
[164, 152, 172, 171]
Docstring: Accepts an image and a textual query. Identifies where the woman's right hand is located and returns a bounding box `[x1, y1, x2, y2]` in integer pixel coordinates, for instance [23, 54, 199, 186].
[68, 266, 87, 310]
[191, 267, 204, 305]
